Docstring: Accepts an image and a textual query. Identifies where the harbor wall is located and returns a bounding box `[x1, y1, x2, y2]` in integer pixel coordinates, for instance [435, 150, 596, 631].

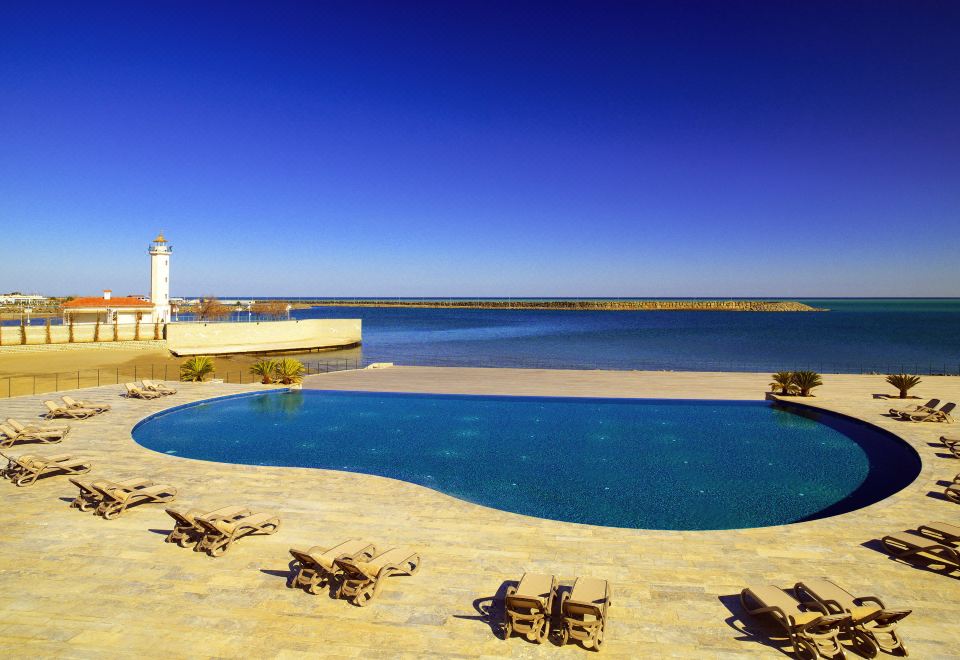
[164, 319, 361, 356]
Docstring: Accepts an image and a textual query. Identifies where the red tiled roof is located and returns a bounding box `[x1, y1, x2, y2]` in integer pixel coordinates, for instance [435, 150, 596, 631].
[63, 297, 154, 308]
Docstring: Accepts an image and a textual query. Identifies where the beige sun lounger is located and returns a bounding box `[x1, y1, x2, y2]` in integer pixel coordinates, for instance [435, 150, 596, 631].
[1, 452, 91, 487]
[93, 481, 178, 519]
[70, 477, 154, 512]
[503, 573, 557, 644]
[61, 396, 110, 413]
[908, 401, 955, 423]
[0, 423, 65, 448]
[43, 400, 98, 419]
[6, 418, 70, 440]
[193, 510, 281, 557]
[740, 585, 848, 659]
[141, 379, 177, 395]
[335, 547, 421, 606]
[881, 531, 960, 572]
[559, 576, 611, 650]
[889, 398, 939, 418]
[794, 578, 911, 657]
[124, 383, 163, 399]
[289, 540, 377, 594]
[164, 506, 252, 547]
[916, 521, 960, 544]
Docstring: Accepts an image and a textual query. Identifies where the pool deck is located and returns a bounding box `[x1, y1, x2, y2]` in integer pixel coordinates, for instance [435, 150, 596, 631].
[0, 367, 958, 658]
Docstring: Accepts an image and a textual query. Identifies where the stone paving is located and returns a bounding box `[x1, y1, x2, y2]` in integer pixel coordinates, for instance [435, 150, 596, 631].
[0, 367, 958, 658]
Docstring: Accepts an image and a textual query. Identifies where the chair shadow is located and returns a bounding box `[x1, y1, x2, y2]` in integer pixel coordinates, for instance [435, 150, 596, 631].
[260, 558, 299, 589]
[933, 452, 957, 460]
[716, 593, 794, 658]
[451, 581, 518, 642]
[925, 491, 951, 502]
[147, 527, 173, 537]
[58, 496, 75, 504]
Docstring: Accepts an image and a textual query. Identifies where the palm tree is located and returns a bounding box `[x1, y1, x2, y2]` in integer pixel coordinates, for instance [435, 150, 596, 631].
[179, 356, 215, 382]
[885, 373, 921, 399]
[792, 370, 823, 397]
[250, 359, 280, 384]
[274, 358, 306, 384]
[769, 371, 797, 395]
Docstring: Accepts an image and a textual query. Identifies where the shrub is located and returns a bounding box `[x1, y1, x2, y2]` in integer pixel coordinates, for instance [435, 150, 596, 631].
[274, 358, 306, 384]
[180, 356, 215, 382]
[885, 373, 921, 399]
[250, 359, 280, 384]
[769, 371, 798, 395]
[792, 370, 823, 397]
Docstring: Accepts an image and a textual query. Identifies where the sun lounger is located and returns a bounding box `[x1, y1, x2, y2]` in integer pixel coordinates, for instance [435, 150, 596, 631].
[5, 418, 70, 441]
[740, 585, 848, 659]
[141, 379, 177, 395]
[794, 578, 910, 657]
[164, 506, 251, 547]
[43, 400, 98, 419]
[881, 531, 960, 572]
[503, 572, 557, 643]
[70, 476, 154, 512]
[289, 540, 377, 594]
[335, 547, 421, 606]
[944, 483, 960, 504]
[61, 395, 110, 413]
[93, 481, 178, 519]
[0, 423, 65, 448]
[559, 576, 611, 650]
[889, 398, 939, 418]
[193, 510, 280, 557]
[940, 435, 959, 448]
[1, 451, 91, 487]
[916, 521, 960, 544]
[124, 383, 163, 399]
[908, 401, 955, 423]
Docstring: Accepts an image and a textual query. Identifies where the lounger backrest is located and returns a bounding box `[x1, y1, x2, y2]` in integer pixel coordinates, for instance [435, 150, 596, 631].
[798, 579, 854, 611]
[165, 508, 197, 527]
[923, 399, 941, 408]
[564, 599, 604, 620]
[44, 401, 60, 412]
[289, 547, 319, 567]
[506, 594, 548, 614]
[367, 547, 414, 570]
[7, 419, 26, 432]
[940, 402, 956, 414]
[0, 424, 18, 438]
[62, 396, 78, 407]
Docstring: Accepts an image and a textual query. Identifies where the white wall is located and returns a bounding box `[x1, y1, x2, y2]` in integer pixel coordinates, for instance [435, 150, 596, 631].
[164, 318, 361, 356]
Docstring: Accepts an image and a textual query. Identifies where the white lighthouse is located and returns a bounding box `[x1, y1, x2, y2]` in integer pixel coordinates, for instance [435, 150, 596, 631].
[149, 232, 172, 323]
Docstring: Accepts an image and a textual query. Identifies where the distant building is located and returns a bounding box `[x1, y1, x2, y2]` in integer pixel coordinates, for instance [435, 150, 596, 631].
[62, 233, 173, 324]
[0, 293, 48, 305]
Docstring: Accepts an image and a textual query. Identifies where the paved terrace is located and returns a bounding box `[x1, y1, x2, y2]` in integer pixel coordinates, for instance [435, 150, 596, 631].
[0, 367, 958, 658]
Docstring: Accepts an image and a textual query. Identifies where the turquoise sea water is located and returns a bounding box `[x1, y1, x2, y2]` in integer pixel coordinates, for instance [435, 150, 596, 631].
[133, 390, 919, 530]
[290, 298, 960, 373]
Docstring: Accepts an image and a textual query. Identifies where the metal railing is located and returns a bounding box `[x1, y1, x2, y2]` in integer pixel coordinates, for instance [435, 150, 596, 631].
[0, 358, 362, 399]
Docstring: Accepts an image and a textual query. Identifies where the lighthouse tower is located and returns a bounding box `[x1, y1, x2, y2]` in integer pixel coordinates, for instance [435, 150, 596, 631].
[149, 232, 172, 323]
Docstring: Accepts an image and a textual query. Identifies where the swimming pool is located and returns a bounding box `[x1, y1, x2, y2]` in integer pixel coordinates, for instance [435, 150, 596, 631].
[132, 390, 920, 530]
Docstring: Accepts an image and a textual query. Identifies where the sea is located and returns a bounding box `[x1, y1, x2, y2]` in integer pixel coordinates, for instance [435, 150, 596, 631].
[278, 298, 960, 375]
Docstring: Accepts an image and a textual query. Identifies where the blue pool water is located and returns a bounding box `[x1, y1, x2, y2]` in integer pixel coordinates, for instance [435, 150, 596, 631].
[132, 390, 919, 530]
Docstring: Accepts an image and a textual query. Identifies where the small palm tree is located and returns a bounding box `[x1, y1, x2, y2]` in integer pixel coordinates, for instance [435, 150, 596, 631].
[180, 356, 215, 382]
[274, 358, 305, 384]
[792, 370, 823, 397]
[886, 373, 921, 399]
[250, 359, 280, 384]
[769, 371, 797, 395]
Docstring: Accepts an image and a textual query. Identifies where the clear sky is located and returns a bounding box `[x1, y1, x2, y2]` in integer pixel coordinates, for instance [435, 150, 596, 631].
[1, 1, 958, 297]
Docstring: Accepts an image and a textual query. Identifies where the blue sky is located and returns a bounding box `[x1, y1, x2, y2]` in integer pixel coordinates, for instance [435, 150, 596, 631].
[1, 1, 958, 297]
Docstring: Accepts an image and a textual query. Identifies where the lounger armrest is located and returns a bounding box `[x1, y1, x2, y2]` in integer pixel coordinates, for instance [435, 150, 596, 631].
[800, 600, 829, 615]
[857, 595, 886, 608]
